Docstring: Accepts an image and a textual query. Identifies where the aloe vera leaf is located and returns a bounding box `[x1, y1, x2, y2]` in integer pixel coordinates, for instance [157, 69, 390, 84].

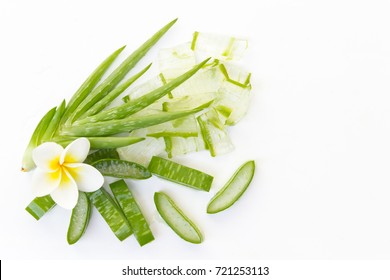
[92, 159, 151, 179]
[21, 107, 56, 171]
[69, 19, 178, 123]
[67, 191, 91, 244]
[60, 45, 126, 125]
[41, 99, 66, 142]
[110, 180, 154, 246]
[207, 160, 255, 214]
[84, 63, 152, 117]
[53, 136, 145, 149]
[84, 148, 120, 165]
[25, 195, 56, 220]
[148, 156, 213, 191]
[60, 100, 213, 137]
[75, 58, 210, 124]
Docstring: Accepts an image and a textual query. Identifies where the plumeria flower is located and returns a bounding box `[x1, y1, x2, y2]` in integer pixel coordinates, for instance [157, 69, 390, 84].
[31, 138, 104, 209]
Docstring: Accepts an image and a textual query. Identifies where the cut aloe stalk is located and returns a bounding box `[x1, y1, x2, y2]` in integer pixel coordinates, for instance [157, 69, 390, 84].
[218, 63, 251, 88]
[197, 109, 234, 156]
[87, 188, 132, 241]
[154, 192, 203, 244]
[25, 195, 56, 220]
[21, 107, 56, 171]
[148, 156, 213, 191]
[84, 148, 120, 165]
[110, 180, 154, 246]
[164, 135, 205, 158]
[67, 191, 91, 245]
[144, 116, 199, 138]
[92, 159, 151, 179]
[207, 160, 255, 214]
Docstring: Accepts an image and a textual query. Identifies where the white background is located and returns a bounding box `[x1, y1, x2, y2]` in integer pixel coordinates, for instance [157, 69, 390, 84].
[1, 0, 390, 261]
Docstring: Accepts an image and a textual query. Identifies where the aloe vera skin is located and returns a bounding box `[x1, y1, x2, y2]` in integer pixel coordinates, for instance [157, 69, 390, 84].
[84, 148, 120, 165]
[67, 191, 91, 245]
[92, 159, 151, 179]
[207, 160, 255, 214]
[69, 18, 178, 123]
[148, 156, 213, 192]
[25, 195, 56, 220]
[110, 180, 154, 246]
[154, 192, 203, 244]
[75, 58, 211, 124]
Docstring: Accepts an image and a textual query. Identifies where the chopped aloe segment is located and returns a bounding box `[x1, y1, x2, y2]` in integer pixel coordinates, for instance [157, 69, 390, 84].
[158, 42, 197, 80]
[207, 160, 255, 214]
[87, 188, 132, 241]
[60, 101, 212, 137]
[164, 136, 205, 158]
[218, 63, 251, 88]
[67, 191, 91, 245]
[144, 116, 199, 138]
[148, 156, 213, 191]
[92, 159, 151, 179]
[197, 109, 234, 157]
[154, 192, 203, 244]
[53, 136, 145, 149]
[117, 136, 166, 166]
[191, 31, 248, 60]
[69, 19, 178, 122]
[84, 148, 120, 165]
[25, 195, 56, 220]
[22, 107, 56, 171]
[110, 180, 155, 246]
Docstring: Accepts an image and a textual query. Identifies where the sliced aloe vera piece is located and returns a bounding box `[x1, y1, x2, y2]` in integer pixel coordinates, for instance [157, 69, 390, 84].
[218, 63, 251, 88]
[207, 160, 255, 214]
[84, 148, 120, 165]
[197, 109, 234, 157]
[25, 195, 56, 220]
[92, 159, 151, 179]
[158, 42, 197, 80]
[117, 136, 166, 166]
[110, 180, 154, 246]
[191, 31, 248, 60]
[67, 191, 91, 245]
[164, 135, 205, 158]
[154, 192, 203, 244]
[144, 116, 199, 138]
[87, 188, 132, 241]
[148, 156, 213, 191]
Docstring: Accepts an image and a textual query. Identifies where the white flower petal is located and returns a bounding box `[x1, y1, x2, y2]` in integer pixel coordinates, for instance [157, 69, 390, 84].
[32, 142, 63, 172]
[65, 163, 104, 192]
[60, 137, 90, 164]
[31, 169, 61, 196]
[50, 169, 79, 209]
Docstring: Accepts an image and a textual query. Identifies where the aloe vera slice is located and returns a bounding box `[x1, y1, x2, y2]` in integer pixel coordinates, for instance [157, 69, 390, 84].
[84, 148, 120, 165]
[92, 159, 151, 179]
[87, 188, 132, 241]
[207, 160, 255, 214]
[25, 195, 56, 220]
[67, 191, 91, 244]
[110, 180, 154, 246]
[148, 156, 213, 191]
[154, 192, 203, 244]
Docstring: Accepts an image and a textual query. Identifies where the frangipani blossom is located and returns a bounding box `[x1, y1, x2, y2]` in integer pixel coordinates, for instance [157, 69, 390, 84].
[31, 138, 104, 209]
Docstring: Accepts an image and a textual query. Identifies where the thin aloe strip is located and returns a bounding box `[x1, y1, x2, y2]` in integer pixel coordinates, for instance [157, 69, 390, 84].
[84, 63, 152, 117]
[22, 107, 56, 171]
[75, 58, 210, 124]
[25, 195, 56, 220]
[110, 180, 154, 246]
[60, 100, 213, 137]
[84, 148, 120, 165]
[148, 156, 213, 191]
[154, 192, 203, 244]
[87, 188, 132, 241]
[53, 136, 145, 149]
[67, 191, 91, 245]
[60, 45, 126, 125]
[69, 19, 178, 122]
[41, 99, 66, 142]
[207, 160, 255, 214]
[92, 159, 151, 179]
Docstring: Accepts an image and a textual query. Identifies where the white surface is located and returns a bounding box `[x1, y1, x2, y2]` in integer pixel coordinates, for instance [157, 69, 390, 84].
[1, 0, 390, 260]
